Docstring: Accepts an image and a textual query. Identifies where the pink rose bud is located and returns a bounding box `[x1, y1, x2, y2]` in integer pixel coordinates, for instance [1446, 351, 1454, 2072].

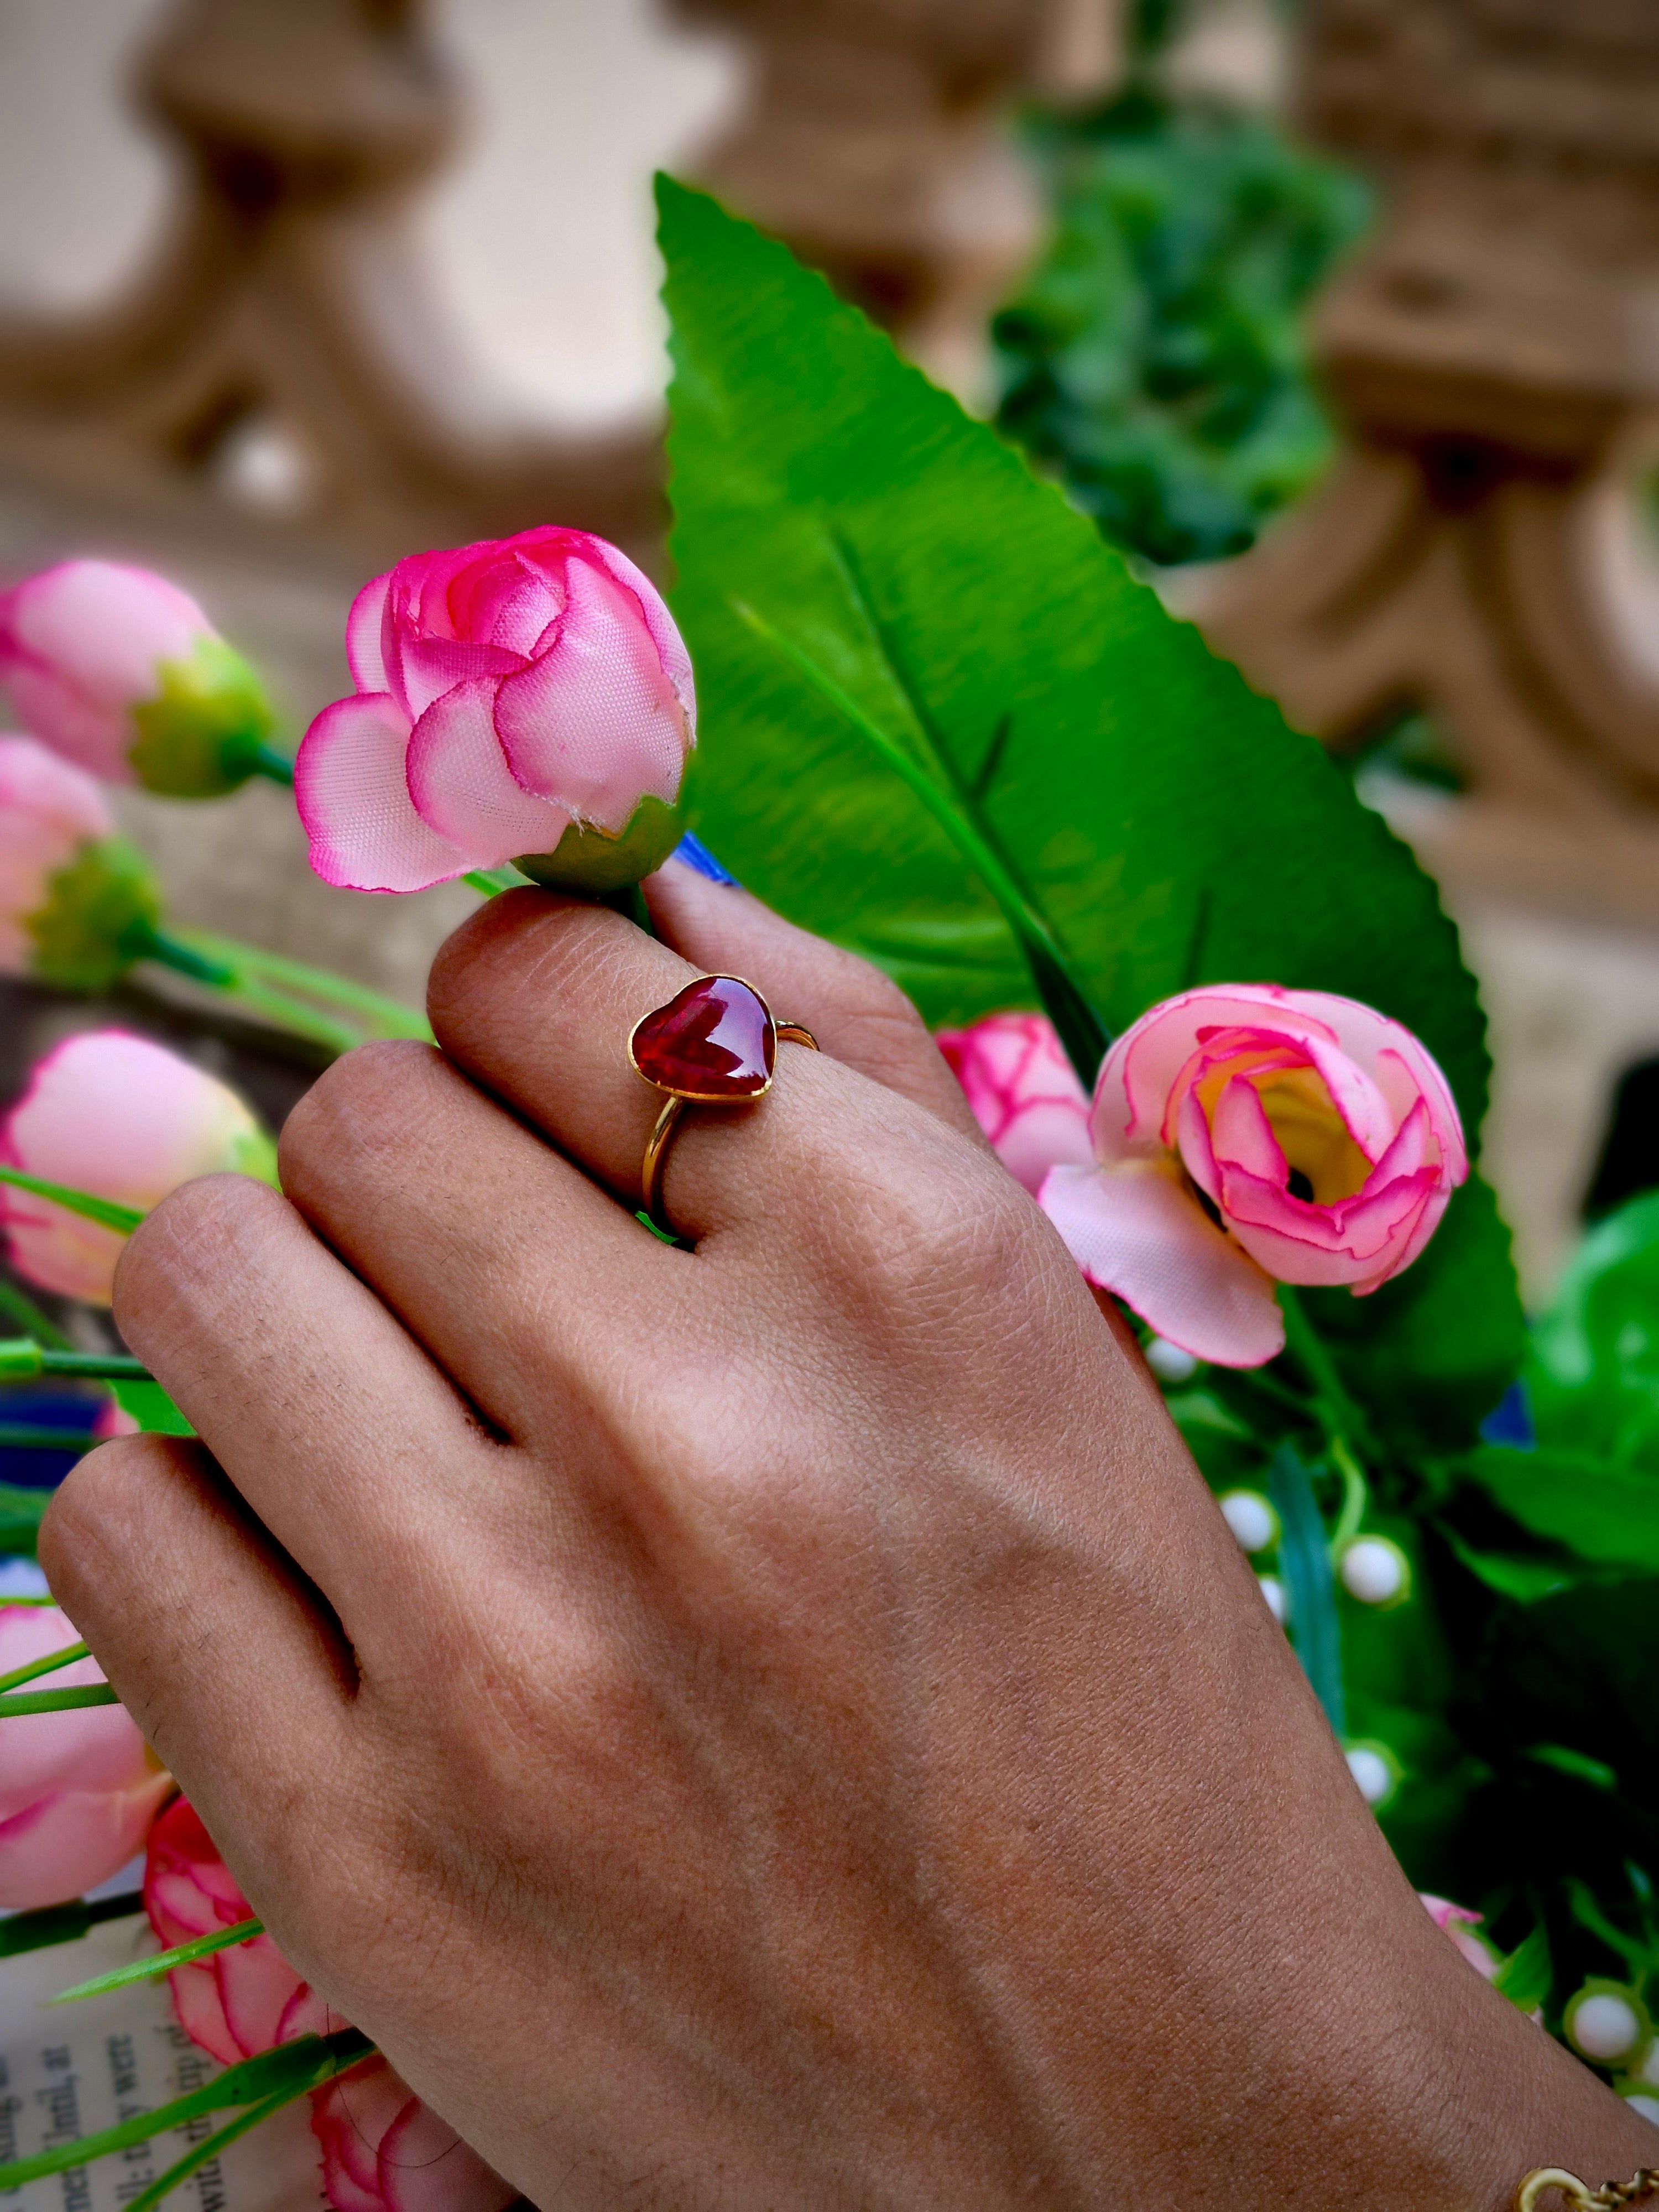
[0, 1601, 170, 1909]
[1419, 1892, 1501, 1980]
[1, 1030, 278, 1305]
[144, 1797, 327, 2065]
[296, 526, 696, 894]
[147, 1802, 513, 2212]
[0, 560, 278, 796]
[0, 734, 162, 991]
[1039, 984, 1467, 1368]
[937, 1011, 1094, 1197]
[92, 1396, 142, 1439]
[310, 2058, 517, 2212]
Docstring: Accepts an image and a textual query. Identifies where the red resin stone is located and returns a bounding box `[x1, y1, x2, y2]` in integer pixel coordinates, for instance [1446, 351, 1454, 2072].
[630, 975, 775, 1099]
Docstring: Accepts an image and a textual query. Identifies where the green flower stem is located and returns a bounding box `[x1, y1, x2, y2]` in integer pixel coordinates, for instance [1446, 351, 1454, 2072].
[0, 1638, 88, 1696]
[734, 599, 1111, 1086]
[0, 1594, 60, 1607]
[133, 928, 362, 1055]
[0, 1164, 144, 1235]
[1276, 1285, 1370, 1452]
[0, 1683, 118, 1713]
[1329, 1435, 1369, 1553]
[0, 2026, 374, 2190]
[0, 1423, 99, 1452]
[0, 1891, 144, 1960]
[251, 743, 296, 786]
[173, 929, 432, 1041]
[53, 1916, 264, 2005]
[0, 1276, 71, 1349]
[121, 2083, 307, 2212]
[0, 1341, 151, 1380]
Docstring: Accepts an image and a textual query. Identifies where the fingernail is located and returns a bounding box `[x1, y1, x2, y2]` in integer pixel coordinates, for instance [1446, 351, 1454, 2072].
[669, 831, 740, 887]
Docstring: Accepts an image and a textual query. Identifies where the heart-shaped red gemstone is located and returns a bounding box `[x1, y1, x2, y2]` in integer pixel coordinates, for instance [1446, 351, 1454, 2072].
[630, 975, 776, 1100]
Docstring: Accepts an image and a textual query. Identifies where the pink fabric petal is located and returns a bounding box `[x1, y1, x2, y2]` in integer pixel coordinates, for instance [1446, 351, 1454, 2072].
[1039, 1161, 1285, 1366]
[1206, 1073, 1287, 1185]
[404, 677, 571, 866]
[587, 537, 697, 735]
[937, 1012, 1094, 1196]
[3, 561, 210, 711]
[296, 693, 470, 892]
[346, 570, 394, 693]
[0, 1776, 169, 1911]
[393, 636, 525, 724]
[494, 555, 690, 830]
[1222, 1164, 1437, 1285]
[168, 1961, 246, 2068]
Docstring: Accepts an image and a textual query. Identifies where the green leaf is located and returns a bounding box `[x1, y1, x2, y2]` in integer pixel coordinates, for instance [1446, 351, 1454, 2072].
[51, 1916, 263, 2005]
[1530, 1191, 1659, 1469]
[111, 1375, 194, 1435]
[1300, 1175, 1526, 1455]
[1462, 1445, 1659, 1575]
[1494, 1920, 1552, 2014]
[0, 1480, 50, 1557]
[0, 1637, 87, 1696]
[0, 1683, 118, 1714]
[1265, 1443, 1343, 1734]
[1438, 1525, 1588, 1606]
[0, 1164, 144, 1234]
[0, 2027, 372, 2190]
[658, 177, 1520, 1430]
[118, 2083, 302, 2212]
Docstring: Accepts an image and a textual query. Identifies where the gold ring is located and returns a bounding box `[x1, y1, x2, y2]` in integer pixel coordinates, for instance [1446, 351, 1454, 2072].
[629, 974, 817, 1238]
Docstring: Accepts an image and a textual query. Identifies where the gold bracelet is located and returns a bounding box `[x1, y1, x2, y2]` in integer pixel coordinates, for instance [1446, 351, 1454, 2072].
[1515, 2169, 1659, 2210]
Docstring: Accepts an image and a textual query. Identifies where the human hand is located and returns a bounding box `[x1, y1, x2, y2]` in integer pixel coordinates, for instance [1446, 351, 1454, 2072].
[42, 865, 1653, 2207]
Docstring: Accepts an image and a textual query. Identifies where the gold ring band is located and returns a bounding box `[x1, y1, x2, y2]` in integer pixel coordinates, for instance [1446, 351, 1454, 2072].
[629, 973, 817, 1239]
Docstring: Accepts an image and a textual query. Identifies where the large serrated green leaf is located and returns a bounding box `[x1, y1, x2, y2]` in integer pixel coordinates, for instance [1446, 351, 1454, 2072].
[658, 176, 1520, 1432]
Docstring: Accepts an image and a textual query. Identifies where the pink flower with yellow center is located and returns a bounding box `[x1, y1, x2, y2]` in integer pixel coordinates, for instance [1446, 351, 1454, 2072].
[1039, 984, 1467, 1368]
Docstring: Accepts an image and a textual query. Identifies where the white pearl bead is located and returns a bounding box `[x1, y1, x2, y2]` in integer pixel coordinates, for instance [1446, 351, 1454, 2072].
[1145, 1337, 1198, 1383]
[1571, 1992, 1644, 2063]
[1221, 1491, 1277, 1554]
[1347, 1746, 1393, 1804]
[1339, 1537, 1407, 1606]
[1256, 1574, 1287, 1624]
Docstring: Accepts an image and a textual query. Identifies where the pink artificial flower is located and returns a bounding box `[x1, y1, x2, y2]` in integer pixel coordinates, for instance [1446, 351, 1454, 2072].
[0, 1601, 170, 1909]
[0, 734, 113, 974]
[1039, 984, 1467, 1369]
[1419, 1892, 1500, 1981]
[147, 1801, 513, 2212]
[0, 1030, 278, 1304]
[937, 1011, 1094, 1197]
[296, 526, 696, 892]
[144, 1796, 328, 2065]
[311, 2059, 517, 2212]
[0, 561, 214, 781]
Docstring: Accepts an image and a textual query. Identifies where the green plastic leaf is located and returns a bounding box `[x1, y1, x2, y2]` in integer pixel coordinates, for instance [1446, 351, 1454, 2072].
[658, 177, 1520, 1438]
[1463, 1446, 1659, 1575]
[111, 1375, 195, 1436]
[0, 1162, 144, 1234]
[0, 2027, 372, 2190]
[1493, 1920, 1552, 2014]
[0, 1480, 49, 1557]
[52, 1915, 263, 2005]
[1530, 1191, 1659, 1469]
[1301, 1176, 1526, 1454]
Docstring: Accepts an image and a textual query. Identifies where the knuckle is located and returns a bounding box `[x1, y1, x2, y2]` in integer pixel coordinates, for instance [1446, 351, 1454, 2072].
[278, 1039, 436, 1186]
[112, 1173, 290, 1353]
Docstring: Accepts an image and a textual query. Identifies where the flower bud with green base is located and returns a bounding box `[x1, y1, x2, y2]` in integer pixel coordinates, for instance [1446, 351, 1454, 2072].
[0, 734, 161, 990]
[0, 562, 289, 796]
[296, 526, 695, 894]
